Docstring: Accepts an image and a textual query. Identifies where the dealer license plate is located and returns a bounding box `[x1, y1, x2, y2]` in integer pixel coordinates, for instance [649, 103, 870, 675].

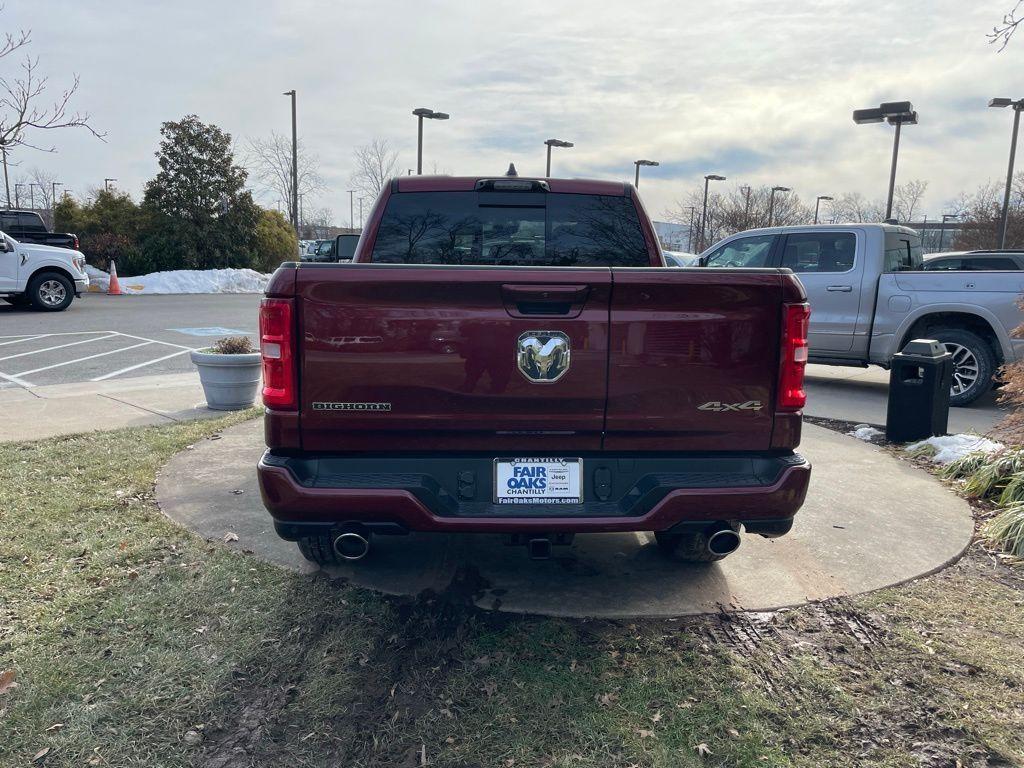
[493, 458, 583, 505]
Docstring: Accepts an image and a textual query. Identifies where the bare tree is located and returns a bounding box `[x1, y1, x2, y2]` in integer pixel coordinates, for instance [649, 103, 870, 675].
[13, 165, 58, 223]
[990, 1, 1023, 50]
[831, 192, 886, 223]
[350, 138, 400, 200]
[244, 131, 324, 225]
[664, 183, 812, 250]
[893, 179, 928, 222]
[1, 10, 104, 206]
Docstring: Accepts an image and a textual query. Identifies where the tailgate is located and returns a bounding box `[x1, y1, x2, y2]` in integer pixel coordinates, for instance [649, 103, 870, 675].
[604, 269, 783, 451]
[297, 264, 611, 452]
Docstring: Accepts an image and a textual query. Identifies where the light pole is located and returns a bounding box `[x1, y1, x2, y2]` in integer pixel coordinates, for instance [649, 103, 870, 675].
[938, 214, 959, 252]
[814, 195, 833, 224]
[853, 101, 918, 220]
[686, 206, 697, 252]
[348, 189, 356, 230]
[412, 107, 449, 175]
[283, 90, 299, 235]
[104, 178, 117, 192]
[990, 97, 1024, 248]
[633, 159, 658, 188]
[699, 174, 726, 251]
[359, 197, 364, 229]
[0, 140, 9, 208]
[14, 182, 24, 209]
[544, 138, 573, 176]
[767, 185, 791, 227]
[28, 182, 36, 210]
[741, 185, 752, 230]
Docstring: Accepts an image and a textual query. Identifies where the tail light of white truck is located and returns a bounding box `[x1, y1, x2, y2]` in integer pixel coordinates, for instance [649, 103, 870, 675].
[260, 298, 296, 409]
[778, 303, 810, 411]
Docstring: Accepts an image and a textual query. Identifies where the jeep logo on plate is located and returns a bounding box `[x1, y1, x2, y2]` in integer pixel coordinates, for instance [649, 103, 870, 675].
[517, 331, 571, 383]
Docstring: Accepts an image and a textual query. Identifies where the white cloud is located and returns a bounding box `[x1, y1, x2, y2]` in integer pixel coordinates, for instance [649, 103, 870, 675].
[3, 0, 1021, 223]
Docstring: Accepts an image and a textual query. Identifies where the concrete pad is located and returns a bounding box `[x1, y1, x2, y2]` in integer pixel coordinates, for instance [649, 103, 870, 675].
[0, 373, 222, 444]
[156, 419, 975, 619]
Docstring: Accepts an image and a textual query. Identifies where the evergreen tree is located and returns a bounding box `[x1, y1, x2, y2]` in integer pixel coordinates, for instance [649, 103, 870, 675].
[142, 115, 260, 269]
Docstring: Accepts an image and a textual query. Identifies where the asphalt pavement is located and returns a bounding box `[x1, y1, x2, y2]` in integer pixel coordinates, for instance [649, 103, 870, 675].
[0, 293, 260, 388]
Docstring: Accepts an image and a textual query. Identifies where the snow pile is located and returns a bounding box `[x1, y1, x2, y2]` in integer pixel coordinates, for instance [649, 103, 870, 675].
[848, 424, 884, 441]
[85, 266, 271, 295]
[905, 434, 1004, 464]
[85, 264, 110, 291]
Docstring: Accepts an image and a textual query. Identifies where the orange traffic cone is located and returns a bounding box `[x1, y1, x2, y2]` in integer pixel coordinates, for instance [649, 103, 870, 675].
[107, 260, 123, 296]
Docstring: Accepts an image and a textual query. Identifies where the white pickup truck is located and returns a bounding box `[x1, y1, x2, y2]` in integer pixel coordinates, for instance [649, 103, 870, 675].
[0, 230, 90, 311]
[701, 223, 1024, 405]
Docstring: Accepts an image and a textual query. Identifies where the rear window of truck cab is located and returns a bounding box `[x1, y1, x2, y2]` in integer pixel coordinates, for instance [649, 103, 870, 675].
[369, 190, 650, 267]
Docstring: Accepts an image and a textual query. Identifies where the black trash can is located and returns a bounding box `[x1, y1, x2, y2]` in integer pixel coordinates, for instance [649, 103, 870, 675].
[885, 338, 954, 443]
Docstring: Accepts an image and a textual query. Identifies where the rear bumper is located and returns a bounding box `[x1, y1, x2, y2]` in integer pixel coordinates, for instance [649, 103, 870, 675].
[258, 451, 811, 537]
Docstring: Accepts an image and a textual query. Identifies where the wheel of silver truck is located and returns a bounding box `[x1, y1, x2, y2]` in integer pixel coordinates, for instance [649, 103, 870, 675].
[296, 535, 340, 567]
[932, 328, 995, 407]
[654, 526, 740, 563]
[28, 272, 74, 311]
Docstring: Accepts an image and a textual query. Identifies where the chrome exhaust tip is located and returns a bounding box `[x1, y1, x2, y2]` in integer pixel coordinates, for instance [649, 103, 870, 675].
[333, 532, 370, 561]
[706, 526, 741, 557]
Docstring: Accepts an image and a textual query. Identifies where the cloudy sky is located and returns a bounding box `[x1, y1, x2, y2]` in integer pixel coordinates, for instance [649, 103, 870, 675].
[4, 0, 1022, 225]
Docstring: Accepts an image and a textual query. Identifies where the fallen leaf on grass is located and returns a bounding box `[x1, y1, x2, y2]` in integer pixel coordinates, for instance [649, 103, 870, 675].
[44, 723, 64, 732]
[636, 729, 655, 739]
[597, 692, 618, 707]
[694, 743, 712, 757]
[727, 728, 740, 739]
[223, 532, 239, 543]
[650, 711, 662, 723]
[32, 747, 49, 763]
[0, 669, 17, 695]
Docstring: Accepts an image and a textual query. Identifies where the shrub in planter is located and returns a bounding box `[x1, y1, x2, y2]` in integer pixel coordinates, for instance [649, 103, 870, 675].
[190, 336, 261, 410]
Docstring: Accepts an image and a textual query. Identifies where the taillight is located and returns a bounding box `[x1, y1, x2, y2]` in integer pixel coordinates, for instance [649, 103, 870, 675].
[259, 298, 296, 409]
[73, 235, 80, 250]
[778, 303, 810, 411]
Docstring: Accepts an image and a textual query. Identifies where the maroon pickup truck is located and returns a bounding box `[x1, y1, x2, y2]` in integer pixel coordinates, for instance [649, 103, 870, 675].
[257, 174, 811, 565]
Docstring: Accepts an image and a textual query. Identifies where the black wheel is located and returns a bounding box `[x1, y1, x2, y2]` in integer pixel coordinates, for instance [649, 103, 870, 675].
[28, 272, 74, 311]
[296, 535, 339, 567]
[655, 530, 730, 563]
[930, 328, 995, 407]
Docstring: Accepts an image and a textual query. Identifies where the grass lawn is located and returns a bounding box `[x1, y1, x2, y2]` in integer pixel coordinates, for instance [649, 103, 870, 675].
[2, 415, 1024, 767]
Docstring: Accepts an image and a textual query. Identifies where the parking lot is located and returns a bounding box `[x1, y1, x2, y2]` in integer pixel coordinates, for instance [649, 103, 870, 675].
[0, 293, 259, 388]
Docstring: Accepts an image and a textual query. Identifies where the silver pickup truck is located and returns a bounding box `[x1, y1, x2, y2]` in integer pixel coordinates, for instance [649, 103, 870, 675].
[700, 223, 1024, 405]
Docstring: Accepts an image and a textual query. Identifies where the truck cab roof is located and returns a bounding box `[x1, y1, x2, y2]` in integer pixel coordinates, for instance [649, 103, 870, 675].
[393, 175, 629, 197]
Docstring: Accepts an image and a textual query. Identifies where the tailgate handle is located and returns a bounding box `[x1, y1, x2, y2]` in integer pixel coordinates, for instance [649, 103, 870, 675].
[501, 284, 590, 317]
[825, 285, 852, 292]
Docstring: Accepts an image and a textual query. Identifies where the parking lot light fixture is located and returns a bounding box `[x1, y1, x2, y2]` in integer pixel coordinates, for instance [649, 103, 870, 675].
[814, 195, 833, 224]
[938, 213, 959, 252]
[768, 185, 791, 227]
[633, 159, 659, 188]
[413, 108, 450, 175]
[104, 178, 117, 192]
[854, 100, 918, 220]
[990, 97, 1024, 248]
[544, 138, 574, 177]
[699, 174, 726, 251]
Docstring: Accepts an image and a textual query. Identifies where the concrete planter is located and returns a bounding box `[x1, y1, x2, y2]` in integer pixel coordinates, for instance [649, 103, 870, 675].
[190, 350, 262, 411]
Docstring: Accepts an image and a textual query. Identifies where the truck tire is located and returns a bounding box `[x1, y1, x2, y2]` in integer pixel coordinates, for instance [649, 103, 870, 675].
[654, 531, 728, 563]
[930, 328, 995, 407]
[296, 535, 340, 567]
[27, 272, 75, 311]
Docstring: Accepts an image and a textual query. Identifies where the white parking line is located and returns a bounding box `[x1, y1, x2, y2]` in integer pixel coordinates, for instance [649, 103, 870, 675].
[0, 335, 47, 347]
[91, 349, 193, 381]
[115, 332, 198, 352]
[15, 341, 156, 377]
[0, 331, 110, 339]
[0, 370, 35, 388]
[0, 333, 119, 363]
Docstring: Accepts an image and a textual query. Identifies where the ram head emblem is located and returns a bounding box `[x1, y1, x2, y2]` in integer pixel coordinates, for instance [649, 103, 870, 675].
[517, 331, 571, 383]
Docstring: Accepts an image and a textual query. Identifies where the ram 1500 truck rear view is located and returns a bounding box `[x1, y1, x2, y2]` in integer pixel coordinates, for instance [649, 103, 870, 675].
[257, 174, 812, 565]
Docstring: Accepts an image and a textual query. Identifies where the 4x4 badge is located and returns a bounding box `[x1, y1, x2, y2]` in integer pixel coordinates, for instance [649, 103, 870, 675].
[697, 400, 763, 412]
